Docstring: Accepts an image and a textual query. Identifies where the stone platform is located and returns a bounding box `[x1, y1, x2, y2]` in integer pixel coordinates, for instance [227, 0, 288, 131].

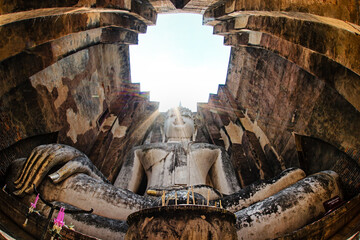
[126, 205, 237, 240]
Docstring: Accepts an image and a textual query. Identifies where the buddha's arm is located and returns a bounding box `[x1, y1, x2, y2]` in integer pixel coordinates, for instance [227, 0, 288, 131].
[7, 144, 154, 222]
[214, 168, 306, 212]
[209, 149, 241, 195]
[114, 149, 145, 193]
[40, 173, 153, 221]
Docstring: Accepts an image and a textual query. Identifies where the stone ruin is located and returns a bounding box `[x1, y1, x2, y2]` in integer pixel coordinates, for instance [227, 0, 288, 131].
[0, 0, 359, 239]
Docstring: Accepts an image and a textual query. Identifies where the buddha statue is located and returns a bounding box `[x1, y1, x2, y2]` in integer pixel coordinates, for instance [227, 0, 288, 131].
[4, 106, 339, 240]
[114, 107, 241, 199]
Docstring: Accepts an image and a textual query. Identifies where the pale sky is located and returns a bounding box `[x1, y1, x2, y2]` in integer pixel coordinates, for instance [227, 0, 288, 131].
[130, 13, 230, 112]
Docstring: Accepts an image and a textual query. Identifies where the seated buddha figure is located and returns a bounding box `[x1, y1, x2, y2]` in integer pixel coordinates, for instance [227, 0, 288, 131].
[114, 107, 241, 199]
[5, 107, 313, 240]
[6, 107, 240, 223]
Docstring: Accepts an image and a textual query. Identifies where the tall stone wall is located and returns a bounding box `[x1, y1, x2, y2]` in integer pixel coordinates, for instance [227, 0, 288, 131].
[0, 2, 158, 180]
[27, 44, 131, 153]
[202, 0, 360, 187]
[225, 47, 360, 168]
[0, 42, 159, 180]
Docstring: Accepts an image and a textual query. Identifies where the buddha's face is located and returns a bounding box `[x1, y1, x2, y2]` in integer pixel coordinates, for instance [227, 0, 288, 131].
[164, 108, 195, 141]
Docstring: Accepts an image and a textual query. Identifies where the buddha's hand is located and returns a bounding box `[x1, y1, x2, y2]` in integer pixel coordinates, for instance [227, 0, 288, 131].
[13, 144, 109, 196]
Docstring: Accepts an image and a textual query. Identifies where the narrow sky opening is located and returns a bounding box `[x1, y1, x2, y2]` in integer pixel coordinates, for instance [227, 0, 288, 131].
[130, 13, 230, 112]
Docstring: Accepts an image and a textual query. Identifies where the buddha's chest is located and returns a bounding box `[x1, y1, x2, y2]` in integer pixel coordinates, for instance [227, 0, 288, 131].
[137, 145, 219, 187]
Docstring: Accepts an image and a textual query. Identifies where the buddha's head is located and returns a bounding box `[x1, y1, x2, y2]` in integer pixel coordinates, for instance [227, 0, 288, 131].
[164, 107, 195, 141]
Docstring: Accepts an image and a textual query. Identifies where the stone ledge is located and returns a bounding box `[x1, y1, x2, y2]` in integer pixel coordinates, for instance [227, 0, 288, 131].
[0, 8, 148, 62]
[204, 0, 360, 25]
[223, 31, 360, 112]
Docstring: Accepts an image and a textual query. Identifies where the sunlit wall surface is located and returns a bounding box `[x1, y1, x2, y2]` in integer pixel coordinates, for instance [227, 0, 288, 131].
[130, 13, 231, 112]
